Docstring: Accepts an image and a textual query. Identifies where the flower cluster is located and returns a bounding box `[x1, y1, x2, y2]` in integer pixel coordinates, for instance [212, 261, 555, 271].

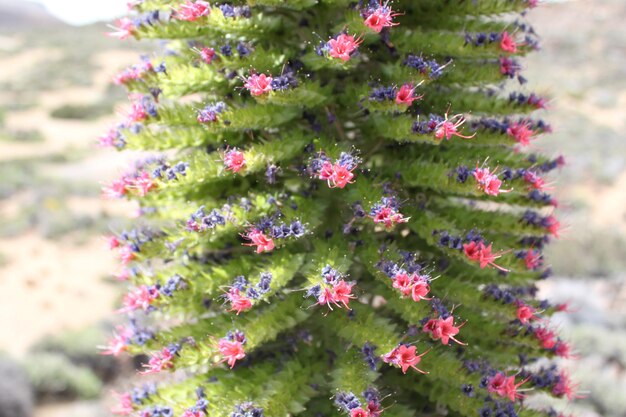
[141, 343, 180, 374]
[499, 56, 524, 82]
[222, 148, 246, 173]
[486, 372, 529, 401]
[197, 101, 227, 123]
[231, 402, 263, 417]
[422, 316, 466, 345]
[151, 161, 189, 182]
[223, 272, 273, 314]
[529, 325, 574, 358]
[218, 330, 246, 368]
[243, 71, 298, 96]
[369, 197, 410, 229]
[114, 56, 165, 85]
[306, 265, 356, 311]
[157, 274, 187, 297]
[241, 216, 306, 253]
[412, 112, 475, 140]
[308, 151, 359, 189]
[335, 388, 383, 417]
[464, 31, 526, 54]
[521, 210, 561, 237]
[382, 344, 429, 374]
[390, 270, 431, 301]
[369, 84, 422, 106]
[175, 0, 211, 21]
[506, 121, 537, 147]
[463, 240, 509, 272]
[98, 125, 127, 148]
[186, 205, 230, 232]
[181, 387, 209, 417]
[509, 92, 548, 109]
[318, 33, 363, 62]
[216, 3, 251, 19]
[120, 285, 160, 313]
[403, 54, 446, 79]
[112, 384, 158, 415]
[471, 165, 512, 196]
[472, 117, 551, 135]
[361, 1, 400, 33]
[126, 95, 158, 123]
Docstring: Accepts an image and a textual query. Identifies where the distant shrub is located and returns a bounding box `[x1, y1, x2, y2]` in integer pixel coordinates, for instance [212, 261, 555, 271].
[50, 103, 113, 120]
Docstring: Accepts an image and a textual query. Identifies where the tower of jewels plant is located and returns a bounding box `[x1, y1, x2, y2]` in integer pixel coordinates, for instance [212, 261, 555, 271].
[101, 1, 579, 417]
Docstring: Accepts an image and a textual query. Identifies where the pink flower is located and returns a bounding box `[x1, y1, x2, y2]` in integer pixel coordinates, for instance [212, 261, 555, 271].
[488, 372, 529, 402]
[329, 163, 355, 188]
[317, 280, 356, 310]
[242, 228, 275, 253]
[218, 339, 246, 368]
[318, 161, 334, 181]
[244, 73, 273, 96]
[543, 215, 561, 237]
[107, 235, 120, 249]
[223, 149, 246, 173]
[472, 167, 512, 197]
[432, 316, 467, 345]
[107, 18, 135, 40]
[507, 122, 536, 146]
[141, 348, 175, 374]
[331, 280, 356, 309]
[111, 392, 134, 415]
[395, 83, 422, 106]
[523, 171, 548, 191]
[411, 279, 431, 302]
[534, 327, 557, 349]
[382, 345, 428, 374]
[500, 32, 518, 53]
[120, 285, 159, 313]
[516, 303, 536, 324]
[102, 178, 130, 199]
[364, 3, 400, 33]
[176, 0, 211, 21]
[392, 272, 413, 296]
[552, 371, 583, 400]
[350, 408, 369, 417]
[555, 341, 576, 359]
[200, 47, 216, 64]
[226, 288, 253, 315]
[127, 102, 148, 122]
[132, 171, 157, 196]
[118, 245, 135, 265]
[463, 241, 509, 272]
[328, 34, 362, 62]
[434, 113, 475, 140]
[371, 206, 409, 229]
[524, 249, 543, 270]
[182, 410, 205, 417]
[100, 327, 131, 356]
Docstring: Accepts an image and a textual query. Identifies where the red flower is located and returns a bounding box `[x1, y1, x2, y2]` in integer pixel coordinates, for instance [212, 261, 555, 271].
[552, 370, 583, 400]
[411, 279, 431, 302]
[524, 249, 543, 270]
[141, 348, 175, 374]
[488, 372, 529, 401]
[177, 0, 211, 21]
[506, 122, 536, 146]
[226, 288, 253, 315]
[534, 327, 557, 349]
[382, 345, 429, 374]
[434, 112, 476, 140]
[111, 392, 134, 415]
[543, 215, 561, 238]
[392, 272, 413, 296]
[242, 228, 275, 253]
[317, 280, 356, 310]
[107, 18, 135, 40]
[328, 34, 362, 62]
[223, 149, 246, 173]
[200, 47, 216, 64]
[364, 3, 400, 33]
[132, 171, 157, 197]
[350, 408, 369, 417]
[218, 339, 246, 368]
[329, 163, 355, 188]
[500, 32, 518, 53]
[516, 303, 537, 324]
[463, 241, 509, 272]
[244, 73, 273, 96]
[395, 83, 422, 106]
[472, 167, 512, 197]
[436, 316, 466, 346]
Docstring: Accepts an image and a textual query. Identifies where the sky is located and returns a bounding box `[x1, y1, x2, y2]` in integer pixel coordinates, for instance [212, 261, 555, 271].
[28, 0, 128, 25]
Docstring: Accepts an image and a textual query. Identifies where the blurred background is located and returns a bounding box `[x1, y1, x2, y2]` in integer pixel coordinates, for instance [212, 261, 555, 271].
[0, 0, 624, 416]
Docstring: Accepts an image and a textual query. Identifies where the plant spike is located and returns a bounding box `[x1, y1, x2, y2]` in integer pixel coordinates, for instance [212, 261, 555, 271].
[102, 1, 576, 417]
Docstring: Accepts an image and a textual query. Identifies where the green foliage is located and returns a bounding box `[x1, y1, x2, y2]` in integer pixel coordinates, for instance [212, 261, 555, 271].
[22, 353, 102, 400]
[102, 2, 572, 417]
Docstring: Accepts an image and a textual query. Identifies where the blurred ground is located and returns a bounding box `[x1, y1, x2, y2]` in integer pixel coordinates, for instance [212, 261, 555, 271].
[0, 1, 624, 417]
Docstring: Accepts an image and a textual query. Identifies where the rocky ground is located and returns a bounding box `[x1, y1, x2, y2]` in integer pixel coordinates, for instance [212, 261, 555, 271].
[0, 1, 624, 417]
